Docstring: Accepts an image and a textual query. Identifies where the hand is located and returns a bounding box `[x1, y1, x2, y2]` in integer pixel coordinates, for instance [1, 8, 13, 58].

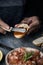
[21, 16, 40, 34]
[0, 19, 10, 34]
[15, 16, 40, 34]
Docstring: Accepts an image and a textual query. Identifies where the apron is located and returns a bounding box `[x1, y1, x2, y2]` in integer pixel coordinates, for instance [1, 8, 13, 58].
[0, 0, 26, 26]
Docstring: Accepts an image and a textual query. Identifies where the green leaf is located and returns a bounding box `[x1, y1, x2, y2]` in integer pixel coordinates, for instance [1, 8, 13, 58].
[23, 52, 33, 62]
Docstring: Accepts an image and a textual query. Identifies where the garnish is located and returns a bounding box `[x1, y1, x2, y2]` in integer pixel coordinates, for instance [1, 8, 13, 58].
[23, 52, 34, 62]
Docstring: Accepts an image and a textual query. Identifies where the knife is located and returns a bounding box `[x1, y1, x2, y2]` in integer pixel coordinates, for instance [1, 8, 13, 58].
[0, 25, 27, 33]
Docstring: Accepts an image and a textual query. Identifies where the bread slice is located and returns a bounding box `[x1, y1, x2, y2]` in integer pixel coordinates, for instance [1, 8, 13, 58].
[14, 24, 30, 38]
[17, 24, 30, 31]
[33, 37, 43, 46]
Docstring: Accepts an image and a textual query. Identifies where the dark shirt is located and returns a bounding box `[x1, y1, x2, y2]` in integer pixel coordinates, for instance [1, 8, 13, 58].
[0, 0, 43, 26]
[0, 0, 25, 6]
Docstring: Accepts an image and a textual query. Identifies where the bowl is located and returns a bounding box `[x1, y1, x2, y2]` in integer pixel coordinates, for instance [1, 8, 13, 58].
[5, 47, 43, 65]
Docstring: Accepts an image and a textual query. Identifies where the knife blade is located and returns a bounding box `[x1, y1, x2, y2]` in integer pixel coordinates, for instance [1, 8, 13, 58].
[11, 27, 27, 33]
[0, 25, 27, 33]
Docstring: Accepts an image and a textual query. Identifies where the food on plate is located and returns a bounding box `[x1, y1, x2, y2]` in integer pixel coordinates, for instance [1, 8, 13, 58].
[0, 50, 3, 62]
[14, 24, 30, 38]
[6, 47, 43, 65]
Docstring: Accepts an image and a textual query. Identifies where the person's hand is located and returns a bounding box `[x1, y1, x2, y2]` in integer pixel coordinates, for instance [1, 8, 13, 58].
[15, 16, 40, 34]
[0, 19, 10, 34]
[21, 16, 40, 34]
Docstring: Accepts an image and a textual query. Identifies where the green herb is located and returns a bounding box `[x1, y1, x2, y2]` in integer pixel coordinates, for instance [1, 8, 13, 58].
[23, 52, 33, 62]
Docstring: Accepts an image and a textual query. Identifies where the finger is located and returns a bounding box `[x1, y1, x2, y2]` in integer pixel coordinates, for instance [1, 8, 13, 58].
[0, 28, 6, 34]
[29, 21, 38, 28]
[0, 19, 10, 30]
[21, 18, 32, 24]
[27, 21, 37, 34]
[27, 26, 37, 34]
[28, 27, 35, 34]
[27, 24, 39, 35]
[15, 24, 21, 27]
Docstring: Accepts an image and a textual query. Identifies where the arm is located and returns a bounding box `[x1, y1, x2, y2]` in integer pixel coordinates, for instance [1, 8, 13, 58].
[0, 19, 9, 34]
